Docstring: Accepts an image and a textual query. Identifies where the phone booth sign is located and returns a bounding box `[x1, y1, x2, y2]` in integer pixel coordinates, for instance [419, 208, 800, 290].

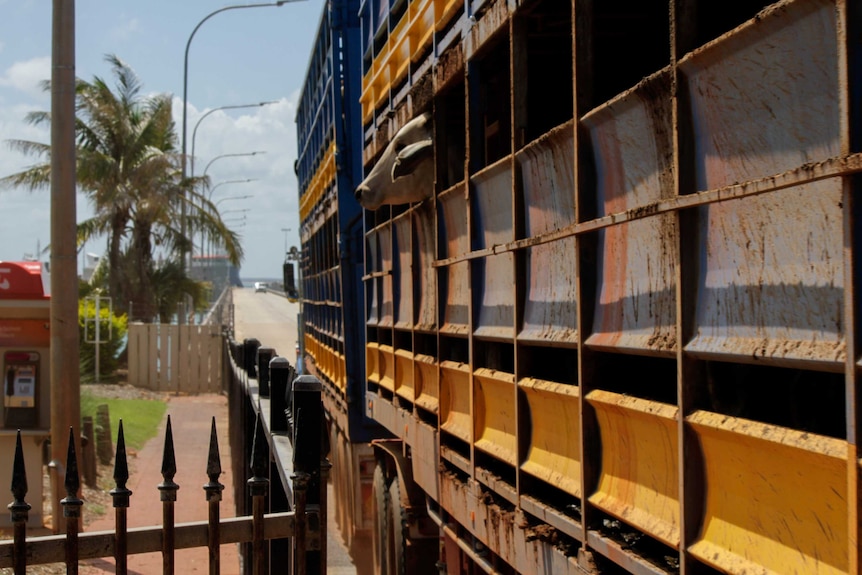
[0, 260, 50, 528]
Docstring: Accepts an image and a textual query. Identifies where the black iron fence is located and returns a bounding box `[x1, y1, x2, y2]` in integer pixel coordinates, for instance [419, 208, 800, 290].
[0, 334, 327, 575]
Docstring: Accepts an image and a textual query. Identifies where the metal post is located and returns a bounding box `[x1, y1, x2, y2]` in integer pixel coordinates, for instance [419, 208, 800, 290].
[94, 294, 100, 384]
[291, 375, 322, 575]
[256, 346, 275, 397]
[204, 417, 225, 575]
[269, 356, 293, 433]
[291, 472, 310, 575]
[61, 428, 83, 574]
[248, 414, 269, 575]
[110, 421, 132, 575]
[8, 431, 30, 575]
[50, 0, 80, 535]
[158, 416, 179, 575]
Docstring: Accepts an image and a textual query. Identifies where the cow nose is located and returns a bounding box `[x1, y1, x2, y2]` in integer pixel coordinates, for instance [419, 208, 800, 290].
[355, 185, 369, 201]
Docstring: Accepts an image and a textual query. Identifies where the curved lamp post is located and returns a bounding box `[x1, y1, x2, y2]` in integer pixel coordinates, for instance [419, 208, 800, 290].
[203, 151, 267, 179]
[209, 178, 257, 201]
[215, 194, 254, 209]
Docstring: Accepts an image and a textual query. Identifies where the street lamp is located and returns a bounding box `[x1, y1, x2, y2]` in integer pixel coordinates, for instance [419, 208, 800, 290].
[180, 1, 297, 273]
[215, 194, 254, 209]
[209, 178, 256, 200]
[221, 208, 250, 217]
[203, 151, 267, 179]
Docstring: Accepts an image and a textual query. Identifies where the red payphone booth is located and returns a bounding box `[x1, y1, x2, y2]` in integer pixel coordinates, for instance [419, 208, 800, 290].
[0, 261, 51, 528]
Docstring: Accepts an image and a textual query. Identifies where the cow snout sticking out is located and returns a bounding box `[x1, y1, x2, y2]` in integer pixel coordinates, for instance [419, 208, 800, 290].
[355, 112, 434, 210]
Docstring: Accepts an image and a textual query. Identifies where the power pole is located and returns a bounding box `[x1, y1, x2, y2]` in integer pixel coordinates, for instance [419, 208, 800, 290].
[50, 0, 80, 534]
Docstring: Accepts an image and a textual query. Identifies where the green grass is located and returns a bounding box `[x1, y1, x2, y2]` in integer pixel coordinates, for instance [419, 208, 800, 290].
[81, 390, 168, 450]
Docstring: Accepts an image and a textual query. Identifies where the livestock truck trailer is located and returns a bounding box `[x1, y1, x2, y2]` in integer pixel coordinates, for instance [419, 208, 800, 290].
[294, 0, 860, 572]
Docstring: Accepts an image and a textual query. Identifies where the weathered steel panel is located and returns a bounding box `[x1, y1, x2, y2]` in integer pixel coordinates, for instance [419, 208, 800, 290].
[587, 390, 680, 548]
[517, 120, 578, 344]
[519, 378, 581, 498]
[379, 226, 394, 327]
[681, 0, 844, 366]
[439, 185, 470, 334]
[365, 230, 380, 326]
[472, 158, 514, 339]
[414, 202, 437, 331]
[582, 72, 677, 356]
[687, 410, 848, 574]
[394, 214, 413, 329]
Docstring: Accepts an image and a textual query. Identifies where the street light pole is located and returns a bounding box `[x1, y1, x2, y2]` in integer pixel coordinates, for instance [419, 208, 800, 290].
[192, 104, 272, 178]
[180, 1, 291, 274]
[203, 151, 266, 179]
[281, 227, 291, 255]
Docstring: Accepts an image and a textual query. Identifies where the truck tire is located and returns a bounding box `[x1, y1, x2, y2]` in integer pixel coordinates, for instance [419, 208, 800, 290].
[388, 478, 407, 575]
[372, 464, 390, 575]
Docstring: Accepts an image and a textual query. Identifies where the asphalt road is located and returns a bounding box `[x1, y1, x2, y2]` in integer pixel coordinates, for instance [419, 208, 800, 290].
[232, 287, 360, 575]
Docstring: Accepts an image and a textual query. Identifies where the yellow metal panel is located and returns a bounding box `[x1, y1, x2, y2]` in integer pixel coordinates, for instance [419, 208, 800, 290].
[379, 344, 395, 392]
[299, 142, 335, 221]
[474, 368, 516, 466]
[434, 0, 462, 31]
[440, 360, 471, 443]
[587, 389, 679, 548]
[337, 351, 347, 394]
[519, 378, 581, 498]
[389, 16, 411, 86]
[366, 342, 380, 384]
[394, 348, 415, 402]
[414, 353, 439, 413]
[687, 410, 848, 575]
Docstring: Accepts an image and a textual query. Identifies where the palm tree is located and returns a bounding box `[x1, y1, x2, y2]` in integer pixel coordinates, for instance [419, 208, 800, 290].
[1, 54, 243, 321]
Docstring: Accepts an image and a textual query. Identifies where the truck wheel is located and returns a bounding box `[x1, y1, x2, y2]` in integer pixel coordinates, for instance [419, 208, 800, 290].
[372, 464, 390, 575]
[388, 478, 407, 575]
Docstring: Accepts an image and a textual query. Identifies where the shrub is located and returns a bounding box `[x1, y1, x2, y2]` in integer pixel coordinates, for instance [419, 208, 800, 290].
[78, 298, 128, 383]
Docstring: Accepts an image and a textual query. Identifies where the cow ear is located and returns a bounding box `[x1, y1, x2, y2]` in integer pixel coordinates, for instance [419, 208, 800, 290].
[391, 139, 432, 180]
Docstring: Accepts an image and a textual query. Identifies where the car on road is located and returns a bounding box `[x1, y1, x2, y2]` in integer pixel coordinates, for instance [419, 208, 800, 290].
[254, 282, 267, 293]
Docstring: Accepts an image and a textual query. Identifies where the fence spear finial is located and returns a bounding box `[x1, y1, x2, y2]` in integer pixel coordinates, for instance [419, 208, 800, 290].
[111, 420, 132, 507]
[8, 429, 30, 521]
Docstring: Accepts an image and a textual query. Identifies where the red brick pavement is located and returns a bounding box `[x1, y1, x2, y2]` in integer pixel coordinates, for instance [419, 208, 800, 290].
[80, 394, 240, 575]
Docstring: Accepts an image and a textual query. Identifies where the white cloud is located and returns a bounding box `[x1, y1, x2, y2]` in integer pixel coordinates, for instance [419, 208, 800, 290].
[110, 17, 140, 42]
[0, 56, 50, 98]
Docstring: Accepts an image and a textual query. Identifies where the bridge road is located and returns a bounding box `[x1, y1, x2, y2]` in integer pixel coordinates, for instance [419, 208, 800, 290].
[232, 287, 359, 575]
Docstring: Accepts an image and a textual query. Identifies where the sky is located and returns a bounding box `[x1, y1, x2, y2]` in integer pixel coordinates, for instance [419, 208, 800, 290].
[0, 0, 326, 280]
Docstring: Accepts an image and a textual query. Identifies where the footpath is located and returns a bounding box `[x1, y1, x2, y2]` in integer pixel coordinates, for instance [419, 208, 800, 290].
[80, 394, 240, 575]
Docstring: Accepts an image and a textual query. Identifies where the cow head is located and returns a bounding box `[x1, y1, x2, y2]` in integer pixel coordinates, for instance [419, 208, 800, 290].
[355, 112, 434, 210]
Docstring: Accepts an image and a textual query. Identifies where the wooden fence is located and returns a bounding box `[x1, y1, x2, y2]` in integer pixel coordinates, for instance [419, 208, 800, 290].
[127, 323, 223, 393]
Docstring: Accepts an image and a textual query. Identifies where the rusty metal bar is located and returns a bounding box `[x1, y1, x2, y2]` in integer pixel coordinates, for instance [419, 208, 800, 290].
[158, 415, 179, 575]
[110, 420, 132, 575]
[61, 427, 83, 575]
[8, 430, 30, 575]
[291, 472, 310, 575]
[248, 414, 270, 575]
[204, 416, 225, 575]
